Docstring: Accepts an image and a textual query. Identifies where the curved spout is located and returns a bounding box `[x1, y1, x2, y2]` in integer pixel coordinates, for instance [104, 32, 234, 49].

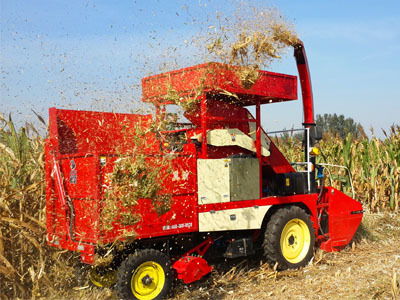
[293, 40, 315, 128]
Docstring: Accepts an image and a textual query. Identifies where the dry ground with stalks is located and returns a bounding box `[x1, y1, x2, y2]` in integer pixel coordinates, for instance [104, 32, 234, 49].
[50, 212, 400, 300]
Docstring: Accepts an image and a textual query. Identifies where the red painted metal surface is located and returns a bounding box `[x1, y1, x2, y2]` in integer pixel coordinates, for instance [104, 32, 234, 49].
[294, 41, 315, 126]
[48, 107, 156, 154]
[45, 108, 200, 261]
[173, 256, 213, 284]
[172, 237, 214, 283]
[185, 100, 252, 130]
[264, 139, 295, 174]
[256, 101, 263, 197]
[200, 95, 208, 158]
[142, 62, 297, 107]
[318, 187, 363, 252]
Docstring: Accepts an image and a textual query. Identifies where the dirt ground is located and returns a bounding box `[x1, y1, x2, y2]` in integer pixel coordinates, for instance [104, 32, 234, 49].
[62, 212, 400, 300]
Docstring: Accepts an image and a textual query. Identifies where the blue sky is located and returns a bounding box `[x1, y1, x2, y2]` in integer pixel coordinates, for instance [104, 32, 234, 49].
[1, 0, 399, 137]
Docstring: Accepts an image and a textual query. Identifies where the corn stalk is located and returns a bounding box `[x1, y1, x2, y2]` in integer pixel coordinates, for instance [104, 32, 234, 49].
[0, 114, 75, 299]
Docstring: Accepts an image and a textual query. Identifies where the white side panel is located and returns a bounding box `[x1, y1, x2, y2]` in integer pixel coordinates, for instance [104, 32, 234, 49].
[199, 205, 271, 232]
[207, 128, 270, 157]
[248, 113, 257, 140]
[197, 159, 230, 204]
[247, 113, 271, 155]
[230, 158, 260, 201]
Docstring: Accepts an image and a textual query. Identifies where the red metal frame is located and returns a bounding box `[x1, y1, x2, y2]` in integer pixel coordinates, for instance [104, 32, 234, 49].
[179, 237, 214, 258]
[256, 100, 262, 197]
[142, 62, 297, 106]
[201, 95, 207, 158]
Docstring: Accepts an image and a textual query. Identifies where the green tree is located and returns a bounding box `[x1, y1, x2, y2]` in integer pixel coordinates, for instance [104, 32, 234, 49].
[316, 113, 364, 139]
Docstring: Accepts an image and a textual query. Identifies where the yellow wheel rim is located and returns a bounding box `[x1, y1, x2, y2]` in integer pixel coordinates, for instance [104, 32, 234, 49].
[131, 261, 165, 300]
[280, 218, 311, 264]
[89, 268, 117, 288]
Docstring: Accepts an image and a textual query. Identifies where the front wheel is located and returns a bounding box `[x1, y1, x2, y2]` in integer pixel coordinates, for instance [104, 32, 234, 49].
[115, 249, 173, 300]
[263, 206, 315, 269]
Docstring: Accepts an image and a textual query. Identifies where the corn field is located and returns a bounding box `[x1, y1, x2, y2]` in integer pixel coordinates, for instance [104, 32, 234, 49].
[0, 114, 76, 299]
[274, 125, 400, 211]
[0, 113, 399, 299]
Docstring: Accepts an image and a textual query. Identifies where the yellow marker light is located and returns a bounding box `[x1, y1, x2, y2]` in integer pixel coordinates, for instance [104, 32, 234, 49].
[100, 156, 107, 166]
[310, 147, 320, 156]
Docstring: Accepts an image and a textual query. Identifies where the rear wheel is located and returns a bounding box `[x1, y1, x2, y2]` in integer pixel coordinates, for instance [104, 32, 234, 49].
[263, 206, 315, 269]
[116, 249, 172, 300]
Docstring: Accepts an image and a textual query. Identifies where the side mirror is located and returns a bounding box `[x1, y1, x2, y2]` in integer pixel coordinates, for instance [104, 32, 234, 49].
[315, 126, 323, 141]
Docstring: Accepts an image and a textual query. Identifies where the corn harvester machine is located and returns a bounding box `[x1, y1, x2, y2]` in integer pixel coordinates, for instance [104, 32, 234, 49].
[45, 42, 363, 299]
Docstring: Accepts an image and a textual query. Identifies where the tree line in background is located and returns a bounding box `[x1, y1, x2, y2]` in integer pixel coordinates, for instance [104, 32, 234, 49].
[316, 113, 364, 139]
[279, 113, 364, 140]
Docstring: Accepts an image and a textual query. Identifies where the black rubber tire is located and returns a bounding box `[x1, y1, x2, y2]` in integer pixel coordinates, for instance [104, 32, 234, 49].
[115, 249, 173, 300]
[263, 206, 315, 270]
